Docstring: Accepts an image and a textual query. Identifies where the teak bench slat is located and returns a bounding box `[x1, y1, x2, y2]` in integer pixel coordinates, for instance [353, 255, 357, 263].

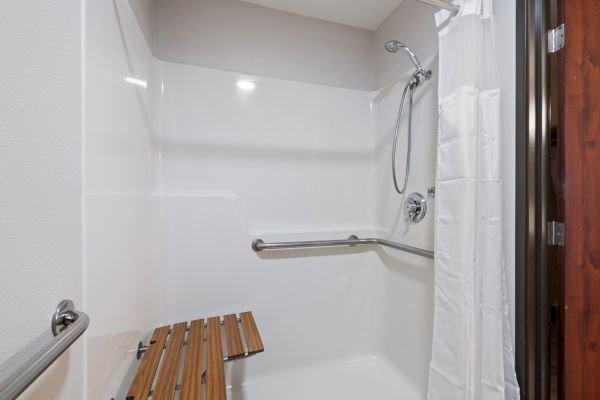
[153, 322, 187, 400]
[223, 314, 245, 358]
[180, 319, 204, 400]
[240, 312, 264, 354]
[206, 317, 226, 400]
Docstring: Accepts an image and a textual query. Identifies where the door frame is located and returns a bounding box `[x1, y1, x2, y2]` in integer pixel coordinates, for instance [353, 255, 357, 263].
[515, 0, 553, 399]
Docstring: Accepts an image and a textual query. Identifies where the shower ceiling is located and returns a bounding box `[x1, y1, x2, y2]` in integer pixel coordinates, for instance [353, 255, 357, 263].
[239, 0, 404, 30]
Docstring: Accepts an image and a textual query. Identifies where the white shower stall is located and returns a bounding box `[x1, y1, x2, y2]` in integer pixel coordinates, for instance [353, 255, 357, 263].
[0, 0, 516, 399]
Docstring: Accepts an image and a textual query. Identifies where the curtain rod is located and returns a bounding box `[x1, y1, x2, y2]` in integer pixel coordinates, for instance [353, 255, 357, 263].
[418, 0, 460, 14]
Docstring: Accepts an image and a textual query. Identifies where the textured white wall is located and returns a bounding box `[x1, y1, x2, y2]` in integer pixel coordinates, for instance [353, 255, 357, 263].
[153, 0, 375, 90]
[0, 1, 84, 399]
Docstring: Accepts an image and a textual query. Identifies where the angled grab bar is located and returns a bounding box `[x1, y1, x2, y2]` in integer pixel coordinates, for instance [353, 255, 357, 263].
[0, 300, 89, 400]
[252, 235, 434, 259]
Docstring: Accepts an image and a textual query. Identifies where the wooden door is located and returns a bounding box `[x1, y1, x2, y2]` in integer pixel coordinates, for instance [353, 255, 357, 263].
[558, 1, 600, 398]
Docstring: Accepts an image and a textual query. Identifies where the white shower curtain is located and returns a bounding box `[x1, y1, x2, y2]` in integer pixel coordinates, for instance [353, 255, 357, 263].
[427, 1, 519, 399]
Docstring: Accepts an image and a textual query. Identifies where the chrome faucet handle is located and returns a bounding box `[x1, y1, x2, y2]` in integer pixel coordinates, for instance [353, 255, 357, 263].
[404, 192, 428, 223]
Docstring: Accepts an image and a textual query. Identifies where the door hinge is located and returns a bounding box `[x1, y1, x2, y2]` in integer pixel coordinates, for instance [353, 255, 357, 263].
[548, 24, 565, 54]
[548, 221, 565, 246]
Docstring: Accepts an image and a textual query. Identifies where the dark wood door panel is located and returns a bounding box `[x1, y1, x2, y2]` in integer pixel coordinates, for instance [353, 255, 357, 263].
[559, 0, 600, 397]
[562, 313, 600, 399]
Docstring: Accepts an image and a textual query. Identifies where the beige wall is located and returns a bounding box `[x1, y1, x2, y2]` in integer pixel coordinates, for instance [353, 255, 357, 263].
[129, 0, 441, 90]
[153, 0, 375, 90]
[129, 0, 156, 48]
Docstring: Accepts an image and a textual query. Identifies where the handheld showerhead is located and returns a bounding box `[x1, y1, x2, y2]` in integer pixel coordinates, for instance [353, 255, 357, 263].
[385, 40, 432, 195]
[384, 40, 403, 52]
[385, 40, 432, 89]
[385, 40, 423, 71]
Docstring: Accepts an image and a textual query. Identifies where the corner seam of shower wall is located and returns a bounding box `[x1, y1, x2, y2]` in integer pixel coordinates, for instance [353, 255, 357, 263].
[81, 1, 89, 399]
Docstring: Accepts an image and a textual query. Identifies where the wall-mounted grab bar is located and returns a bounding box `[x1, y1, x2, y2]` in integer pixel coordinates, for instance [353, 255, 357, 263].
[252, 235, 434, 259]
[0, 300, 89, 400]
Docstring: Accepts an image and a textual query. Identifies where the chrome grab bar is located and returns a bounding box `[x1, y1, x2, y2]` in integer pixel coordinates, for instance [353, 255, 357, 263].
[0, 300, 89, 400]
[252, 235, 434, 259]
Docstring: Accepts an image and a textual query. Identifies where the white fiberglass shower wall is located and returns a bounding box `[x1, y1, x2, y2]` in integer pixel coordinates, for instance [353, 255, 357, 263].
[84, 1, 516, 399]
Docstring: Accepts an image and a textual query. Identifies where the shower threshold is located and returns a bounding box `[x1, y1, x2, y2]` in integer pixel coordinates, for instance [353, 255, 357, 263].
[225, 355, 423, 400]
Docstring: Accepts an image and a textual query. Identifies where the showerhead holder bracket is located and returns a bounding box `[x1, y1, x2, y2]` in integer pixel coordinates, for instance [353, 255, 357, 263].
[411, 69, 433, 88]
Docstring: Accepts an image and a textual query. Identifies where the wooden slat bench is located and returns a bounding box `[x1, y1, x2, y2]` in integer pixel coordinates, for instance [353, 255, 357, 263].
[127, 311, 264, 400]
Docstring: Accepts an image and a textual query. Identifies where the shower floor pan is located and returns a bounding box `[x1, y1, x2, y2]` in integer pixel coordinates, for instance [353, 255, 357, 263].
[225, 356, 423, 400]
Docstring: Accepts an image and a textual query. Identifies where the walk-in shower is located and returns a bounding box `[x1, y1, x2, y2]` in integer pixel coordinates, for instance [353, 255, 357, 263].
[1, 0, 526, 398]
[385, 40, 432, 194]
